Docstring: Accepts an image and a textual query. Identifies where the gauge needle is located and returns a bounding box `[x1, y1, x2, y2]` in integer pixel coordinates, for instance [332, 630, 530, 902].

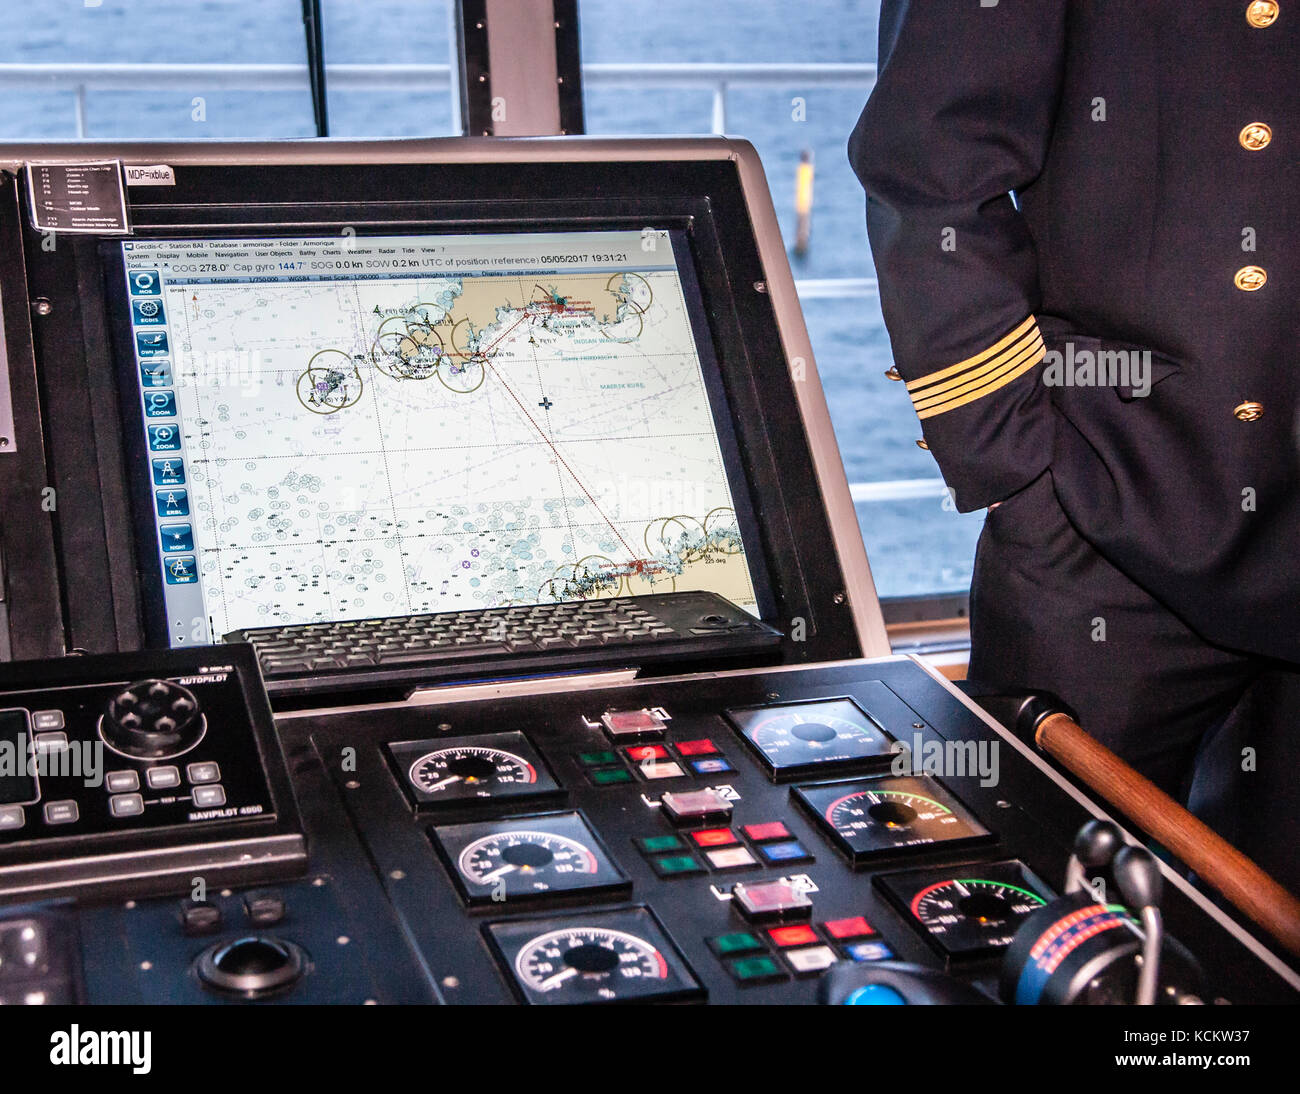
[424, 775, 462, 792]
[954, 881, 970, 897]
[537, 967, 579, 991]
[480, 864, 517, 882]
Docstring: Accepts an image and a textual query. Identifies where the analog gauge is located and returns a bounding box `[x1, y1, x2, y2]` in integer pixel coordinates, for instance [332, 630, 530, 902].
[876, 859, 1052, 961]
[386, 731, 561, 808]
[431, 811, 629, 905]
[728, 698, 894, 780]
[794, 774, 992, 865]
[485, 906, 703, 1005]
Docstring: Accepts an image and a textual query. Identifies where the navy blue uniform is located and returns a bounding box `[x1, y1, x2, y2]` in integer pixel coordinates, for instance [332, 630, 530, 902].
[849, 1, 1298, 890]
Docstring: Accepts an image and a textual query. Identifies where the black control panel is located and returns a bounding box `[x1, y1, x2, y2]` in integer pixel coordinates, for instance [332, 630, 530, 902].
[0, 646, 305, 902]
[0, 654, 1296, 1005]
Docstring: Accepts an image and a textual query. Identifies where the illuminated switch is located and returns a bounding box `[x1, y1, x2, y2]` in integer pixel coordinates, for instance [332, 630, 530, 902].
[639, 761, 685, 781]
[732, 879, 813, 922]
[705, 846, 758, 871]
[743, 821, 791, 843]
[757, 840, 813, 866]
[767, 924, 819, 949]
[843, 941, 895, 963]
[589, 767, 633, 786]
[675, 738, 719, 757]
[660, 788, 734, 825]
[690, 828, 739, 848]
[602, 708, 667, 740]
[708, 931, 764, 957]
[625, 744, 670, 763]
[636, 834, 686, 854]
[823, 916, 876, 941]
[650, 853, 705, 879]
[785, 945, 838, 976]
[576, 750, 618, 767]
[689, 757, 735, 776]
[727, 954, 786, 984]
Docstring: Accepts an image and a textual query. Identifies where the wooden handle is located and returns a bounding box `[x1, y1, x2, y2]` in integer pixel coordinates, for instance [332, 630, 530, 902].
[1034, 711, 1300, 957]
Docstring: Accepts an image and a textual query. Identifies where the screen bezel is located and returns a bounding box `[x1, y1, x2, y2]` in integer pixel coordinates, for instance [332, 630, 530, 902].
[103, 221, 777, 647]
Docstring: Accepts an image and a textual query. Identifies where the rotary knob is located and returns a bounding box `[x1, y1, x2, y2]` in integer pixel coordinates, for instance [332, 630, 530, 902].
[101, 679, 204, 759]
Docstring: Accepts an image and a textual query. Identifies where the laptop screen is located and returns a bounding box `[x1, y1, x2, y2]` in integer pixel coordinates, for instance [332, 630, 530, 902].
[114, 228, 764, 646]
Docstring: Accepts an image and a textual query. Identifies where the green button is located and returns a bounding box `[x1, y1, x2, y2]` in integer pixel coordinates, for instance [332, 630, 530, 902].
[578, 750, 618, 767]
[637, 834, 685, 854]
[710, 932, 763, 956]
[590, 767, 633, 786]
[729, 955, 784, 982]
[651, 854, 703, 877]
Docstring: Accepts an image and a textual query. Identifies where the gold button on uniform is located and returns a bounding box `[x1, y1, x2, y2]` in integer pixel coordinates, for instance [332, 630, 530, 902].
[916, 438, 930, 450]
[885, 366, 902, 381]
[1239, 122, 1273, 150]
[1235, 265, 1268, 291]
[1247, 1, 1280, 27]
[1234, 400, 1265, 421]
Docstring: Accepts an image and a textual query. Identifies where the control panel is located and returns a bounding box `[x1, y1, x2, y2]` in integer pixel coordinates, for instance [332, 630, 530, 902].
[0, 655, 1295, 1004]
[0, 646, 305, 901]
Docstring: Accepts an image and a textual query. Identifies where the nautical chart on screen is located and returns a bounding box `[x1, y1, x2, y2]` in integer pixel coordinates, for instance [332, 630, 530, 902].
[121, 230, 758, 643]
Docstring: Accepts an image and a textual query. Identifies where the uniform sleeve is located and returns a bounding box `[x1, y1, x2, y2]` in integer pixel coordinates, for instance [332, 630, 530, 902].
[849, 0, 1068, 511]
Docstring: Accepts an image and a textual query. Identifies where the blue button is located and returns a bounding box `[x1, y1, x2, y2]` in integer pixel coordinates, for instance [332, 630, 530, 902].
[132, 298, 166, 325]
[136, 330, 169, 357]
[759, 839, 812, 864]
[690, 757, 735, 775]
[140, 361, 172, 387]
[844, 940, 895, 963]
[156, 489, 189, 517]
[164, 556, 197, 584]
[844, 984, 907, 1005]
[144, 390, 177, 417]
[151, 458, 185, 485]
[129, 270, 161, 295]
[160, 524, 193, 552]
[147, 423, 180, 451]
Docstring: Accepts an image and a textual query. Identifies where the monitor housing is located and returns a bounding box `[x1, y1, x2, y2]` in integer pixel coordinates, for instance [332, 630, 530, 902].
[0, 137, 888, 681]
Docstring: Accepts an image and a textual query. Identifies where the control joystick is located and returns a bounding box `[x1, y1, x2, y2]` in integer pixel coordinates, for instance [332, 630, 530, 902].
[101, 678, 205, 759]
[1065, 818, 1124, 893]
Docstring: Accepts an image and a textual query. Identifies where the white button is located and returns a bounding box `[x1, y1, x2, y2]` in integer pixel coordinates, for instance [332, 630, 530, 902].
[31, 710, 65, 731]
[34, 732, 67, 752]
[192, 785, 226, 807]
[0, 805, 24, 830]
[705, 846, 758, 870]
[43, 801, 79, 825]
[146, 765, 181, 789]
[186, 762, 221, 784]
[106, 770, 140, 793]
[639, 761, 685, 780]
[785, 945, 837, 974]
[109, 793, 144, 818]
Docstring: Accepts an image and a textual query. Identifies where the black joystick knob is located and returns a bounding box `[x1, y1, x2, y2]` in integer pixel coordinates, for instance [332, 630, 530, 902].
[101, 678, 204, 759]
[196, 935, 307, 997]
[1074, 819, 1124, 868]
[1112, 845, 1164, 911]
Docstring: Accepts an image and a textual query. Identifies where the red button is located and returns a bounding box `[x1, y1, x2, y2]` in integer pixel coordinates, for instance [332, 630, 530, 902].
[625, 744, 670, 763]
[768, 924, 819, 948]
[691, 827, 739, 848]
[743, 821, 791, 843]
[822, 916, 875, 940]
[675, 738, 719, 757]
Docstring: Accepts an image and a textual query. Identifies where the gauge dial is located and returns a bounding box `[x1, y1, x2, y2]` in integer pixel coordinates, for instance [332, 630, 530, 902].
[728, 698, 894, 780]
[876, 859, 1052, 961]
[486, 906, 704, 1005]
[794, 774, 992, 864]
[410, 745, 535, 795]
[386, 731, 561, 808]
[431, 811, 629, 905]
